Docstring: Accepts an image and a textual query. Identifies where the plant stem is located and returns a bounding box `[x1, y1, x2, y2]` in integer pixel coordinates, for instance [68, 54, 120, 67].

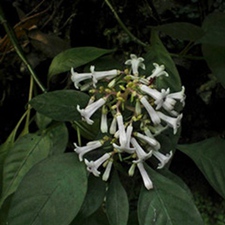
[0, 3, 47, 93]
[104, 0, 148, 48]
[23, 76, 34, 134]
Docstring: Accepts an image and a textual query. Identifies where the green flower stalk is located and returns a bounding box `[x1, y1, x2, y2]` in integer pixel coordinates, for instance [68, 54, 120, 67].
[71, 54, 185, 190]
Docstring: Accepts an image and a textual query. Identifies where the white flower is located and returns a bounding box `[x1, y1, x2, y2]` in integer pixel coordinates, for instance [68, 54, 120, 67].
[77, 97, 107, 125]
[109, 117, 117, 134]
[134, 132, 160, 150]
[140, 84, 178, 112]
[137, 162, 153, 190]
[100, 107, 108, 133]
[147, 63, 169, 79]
[102, 159, 113, 181]
[90, 66, 119, 87]
[139, 96, 161, 125]
[71, 67, 92, 89]
[167, 86, 186, 106]
[113, 124, 135, 153]
[125, 54, 145, 75]
[84, 153, 111, 177]
[153, 150, 173, 169]
[157, 112, 182, 134]
[131, 137, 153, 162]
[74, 140, 103, 161]
[71, 66, 119, 89]
[116, 113, 127, 147]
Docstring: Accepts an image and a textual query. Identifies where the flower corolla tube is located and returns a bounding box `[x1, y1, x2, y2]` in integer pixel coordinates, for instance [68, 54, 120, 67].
[71, 54, 185, 190]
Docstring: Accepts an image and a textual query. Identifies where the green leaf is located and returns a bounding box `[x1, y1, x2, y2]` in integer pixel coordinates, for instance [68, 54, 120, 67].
[47, 122, 69, 155]
[72, 120, 100, 140]
[138, 165, 204, 225]
[30, 90, 89, 121]
[35, 112, 52, 130]
[70, 207, 110, 225]
[7, 153, 87, 225]
[106, 171, 129, 225]
[0, 111, 28, 195]
[144, 31, 182, 91]
[177, 136, 225, 199]
[0, 123, 67, 207]
[74, 175, 106, 223]
[85, 55, 122, 71]
[48, 47, 115, 77]
[198, 12, 225, 46]
[202, 44, 225, 88]
[155, 22, 204, 41]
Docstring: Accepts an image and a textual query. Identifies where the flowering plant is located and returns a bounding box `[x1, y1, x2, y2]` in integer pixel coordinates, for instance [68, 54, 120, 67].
[71, 54, 185, 190]
[0, 45, 207, 224]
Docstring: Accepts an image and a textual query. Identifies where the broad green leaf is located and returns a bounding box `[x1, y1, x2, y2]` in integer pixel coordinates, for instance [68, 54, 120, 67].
[30, 90, 89, 121]
[70, 207, 110, 225]
[106, 170, 129, 225]
[84, 55, 122, 71]
[159, 169, 193, 196]
[74, 175, 106, 223]
[35, 112, 52, 130]
[144, 31, 182, 91]
[7, 153, 87, 225]
[177, 136, 225, 199]
[48, 47, 115, 77]
[0, 111, 28, 195]
[0, 123, 67, 207]
[198, 12, 225, 46]
[138, 165, 203, 225]
[155, 22, 204, 41]
[47, 122, 69, 155]
[202, 44, 225, 88]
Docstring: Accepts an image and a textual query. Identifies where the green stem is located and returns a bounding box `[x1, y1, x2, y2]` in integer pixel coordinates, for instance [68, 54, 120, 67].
[0, 4, 47, 93]
[22, 76, 34, 134]
[104, 0, 148, 48]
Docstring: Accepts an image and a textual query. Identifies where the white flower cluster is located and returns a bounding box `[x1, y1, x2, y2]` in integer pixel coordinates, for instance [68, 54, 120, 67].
[71, 54, 185, 190]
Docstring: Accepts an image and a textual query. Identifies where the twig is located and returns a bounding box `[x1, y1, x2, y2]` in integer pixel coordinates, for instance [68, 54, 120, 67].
[0, 3, 47, 93]
[104, 0, 148, 48]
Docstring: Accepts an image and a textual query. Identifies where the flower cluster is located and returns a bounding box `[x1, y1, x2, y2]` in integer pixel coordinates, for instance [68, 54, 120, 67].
[71, 54, 185, 190]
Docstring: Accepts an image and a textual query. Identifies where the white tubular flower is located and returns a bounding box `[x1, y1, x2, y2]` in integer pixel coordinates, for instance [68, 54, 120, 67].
[131, 137, 152, 161]
[113, 124, 135, 153]
[116, 113, 127, 147]
[157, 112, 183, 134]
[147, 63, 169, 79]
[137, 162, 153, 190]
[102, 159, 113, 181]
[71, 68, 93, 89]
[84, 153, 111, 177]
[140, 84, 172, 110]
[100, 107, 108, 133]
[77, 97, 107, 125]
[140, 96, 161, 125]
[153, 150, 173, 169]
[167, 86, 186, 106]
[74, 140, 103, 161]
[125, 54, 145, 75]
[135, 132, 160, 150]
[109, 117, 117, 134]
[90, 66, 119, 87]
